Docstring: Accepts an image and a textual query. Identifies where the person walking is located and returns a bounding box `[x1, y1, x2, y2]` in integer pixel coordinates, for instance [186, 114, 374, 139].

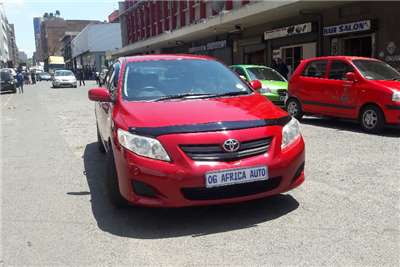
[276, 58, 289, 79]
[16, 71, 24, 94]
[78, 69, 85, 86]
[31, 71, 36, 84]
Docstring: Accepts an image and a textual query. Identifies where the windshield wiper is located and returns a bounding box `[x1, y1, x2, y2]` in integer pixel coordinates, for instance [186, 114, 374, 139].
[154, 93, 215, 102]
[391, 78, 400, 81]
[211, 91, 250, 98]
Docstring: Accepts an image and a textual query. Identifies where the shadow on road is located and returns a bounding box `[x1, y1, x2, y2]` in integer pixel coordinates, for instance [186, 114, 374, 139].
[81, 142, 299, 239]
[301, 116, 400, 137]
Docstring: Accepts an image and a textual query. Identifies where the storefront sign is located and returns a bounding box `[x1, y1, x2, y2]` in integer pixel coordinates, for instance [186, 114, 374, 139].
[323, 20, 371, 36]
[264, 23, 312, 40]
[189, 40, 227, 53]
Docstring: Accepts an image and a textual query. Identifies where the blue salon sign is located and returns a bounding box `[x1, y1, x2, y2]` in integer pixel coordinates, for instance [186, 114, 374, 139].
[323, 20, 371, 36]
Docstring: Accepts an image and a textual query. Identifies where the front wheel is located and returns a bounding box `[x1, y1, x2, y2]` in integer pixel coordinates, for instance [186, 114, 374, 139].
[286, 98, 304, 120]
[97, 126, 106, 153]
[105, 149, 128, 208]
[360, 105, 384, 133]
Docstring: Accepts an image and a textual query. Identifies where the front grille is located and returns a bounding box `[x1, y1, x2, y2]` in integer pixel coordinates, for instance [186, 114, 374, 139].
[180, 138, 272, 161]
[181, 177, 281, 200]
[277, 89, 287, 96]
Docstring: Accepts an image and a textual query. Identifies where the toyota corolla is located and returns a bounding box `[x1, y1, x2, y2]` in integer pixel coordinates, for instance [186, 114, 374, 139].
[88, 55, 305, 208]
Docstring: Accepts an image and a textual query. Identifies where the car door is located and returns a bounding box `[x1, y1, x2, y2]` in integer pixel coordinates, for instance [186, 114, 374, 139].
[96, 63, 120, 145]
[297, 60, 329, 114]
[324, 60, 358, 118]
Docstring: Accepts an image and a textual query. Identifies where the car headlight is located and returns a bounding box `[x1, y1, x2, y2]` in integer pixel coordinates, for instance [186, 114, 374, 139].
[259, 86, 271, 94]
[392, 91, 400, 102]
[117, 129, 171, 161]
[281, 118, 301, 149]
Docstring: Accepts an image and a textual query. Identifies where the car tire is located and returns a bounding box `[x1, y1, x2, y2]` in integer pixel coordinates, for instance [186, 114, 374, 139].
[286, 98, 304, 120]
[97, 126, 106, 153]
[360, 105, 385, 133]
[105, 148, 128, 208]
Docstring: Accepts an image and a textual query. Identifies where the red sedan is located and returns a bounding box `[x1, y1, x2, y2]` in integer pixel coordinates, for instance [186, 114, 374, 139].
[88, 55, 305, 208]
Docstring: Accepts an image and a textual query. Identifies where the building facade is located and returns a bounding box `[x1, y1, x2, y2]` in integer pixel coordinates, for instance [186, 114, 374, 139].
[61, 32, 79, 70]
[0, 3, 9, 67]
[38, 17, 100, 63]
[33, 17, 42, 62]
[71, 23, 122, 72]
[115, 1, 400, 72]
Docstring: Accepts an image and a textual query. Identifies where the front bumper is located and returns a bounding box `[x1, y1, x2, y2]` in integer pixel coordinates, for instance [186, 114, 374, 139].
[384, 103, 400, 125]
[53, 81, 77, 87]
[112, 126, 305, 207]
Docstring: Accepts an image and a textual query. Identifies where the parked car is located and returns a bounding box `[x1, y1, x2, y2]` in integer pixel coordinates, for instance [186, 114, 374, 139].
[38, 72, 52, 81]
[287, 56, 400, 133]
[230, 65, 288, 107]
[52, 70, 77, 88]
[88, 55, 305, 208]
[1, 68, 17, 78]
[0, 70, 17, 94]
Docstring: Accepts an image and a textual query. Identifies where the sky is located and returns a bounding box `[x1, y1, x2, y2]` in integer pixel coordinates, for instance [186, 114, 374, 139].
[2, 0, 119, 58]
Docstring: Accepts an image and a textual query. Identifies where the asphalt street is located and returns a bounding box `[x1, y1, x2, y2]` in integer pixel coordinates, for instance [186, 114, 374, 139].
[1, 81, 399, 266]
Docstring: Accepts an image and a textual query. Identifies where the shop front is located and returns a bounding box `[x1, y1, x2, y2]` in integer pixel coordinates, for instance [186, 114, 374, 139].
[323, 20, 375, 57]
[264, 22, 318, 76]
[187, 39, 232, 65]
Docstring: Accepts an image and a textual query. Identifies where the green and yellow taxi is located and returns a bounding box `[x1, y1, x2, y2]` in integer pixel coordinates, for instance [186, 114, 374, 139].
[230, 65, 288, 106]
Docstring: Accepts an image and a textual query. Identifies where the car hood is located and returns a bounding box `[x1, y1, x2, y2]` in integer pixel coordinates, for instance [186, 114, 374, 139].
[119, 93, 288, 128]
[260, 80, 288, 91]
[369, 80, 400, 92]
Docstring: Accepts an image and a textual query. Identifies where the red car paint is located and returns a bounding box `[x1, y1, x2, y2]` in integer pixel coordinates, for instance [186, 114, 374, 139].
[289, 56, 400, 126]
[90, 55, 305, 207]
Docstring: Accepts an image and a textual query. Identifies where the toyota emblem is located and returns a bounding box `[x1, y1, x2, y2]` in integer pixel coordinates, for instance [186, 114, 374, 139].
[223, 139, 240, 152]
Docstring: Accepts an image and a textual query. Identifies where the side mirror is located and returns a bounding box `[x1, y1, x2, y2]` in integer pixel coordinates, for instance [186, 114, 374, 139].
[345, 72, 357, 82]
[249, 80, 262, 90]
[88, 88, 112, 102]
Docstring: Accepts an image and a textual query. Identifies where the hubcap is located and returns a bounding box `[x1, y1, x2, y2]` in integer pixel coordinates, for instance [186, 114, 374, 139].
[287, 101, 298, 116]
[363, 110, 378, 129]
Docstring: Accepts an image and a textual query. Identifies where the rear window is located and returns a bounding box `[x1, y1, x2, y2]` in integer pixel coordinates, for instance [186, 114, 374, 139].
[55, 71, 74, 76]
[0, 71, 12, 81]
[302, 60, 328, 78]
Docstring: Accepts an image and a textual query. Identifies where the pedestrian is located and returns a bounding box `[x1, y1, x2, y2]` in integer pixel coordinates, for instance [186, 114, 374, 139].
[95, 71, 100, 85]
[31, 71, 36, 84]
[78, 69, 86, 86]
[16, 71, 24, 94]
[271, 59, 278, 71]
[276, 58, 289, 79]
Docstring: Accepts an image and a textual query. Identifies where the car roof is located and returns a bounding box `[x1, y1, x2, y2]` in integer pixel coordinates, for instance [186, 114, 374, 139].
[303, 56, 380, 62]
[120, 54, 215, 63]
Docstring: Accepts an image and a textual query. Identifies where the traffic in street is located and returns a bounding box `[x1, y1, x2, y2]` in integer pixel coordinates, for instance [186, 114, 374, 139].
[1, 81, 398, 265]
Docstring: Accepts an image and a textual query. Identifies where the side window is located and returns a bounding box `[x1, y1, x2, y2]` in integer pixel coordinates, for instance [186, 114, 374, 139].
[329, 61, 354, 80]
[302, 60, 328, 78]
[233, 67, 248, 81]
[107, 63, 120, 98]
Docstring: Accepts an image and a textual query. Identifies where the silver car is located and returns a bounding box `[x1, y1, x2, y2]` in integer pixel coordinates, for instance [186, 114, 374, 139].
[52, 70, 77, 88]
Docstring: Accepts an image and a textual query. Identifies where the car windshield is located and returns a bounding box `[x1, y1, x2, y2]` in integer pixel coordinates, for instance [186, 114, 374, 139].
[41, 72, 50, 76]
[122, 59, 252, 101]
[352, 60, 400, 80]
[55, 71, 74, 77]
[246, 67, 286, 82]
